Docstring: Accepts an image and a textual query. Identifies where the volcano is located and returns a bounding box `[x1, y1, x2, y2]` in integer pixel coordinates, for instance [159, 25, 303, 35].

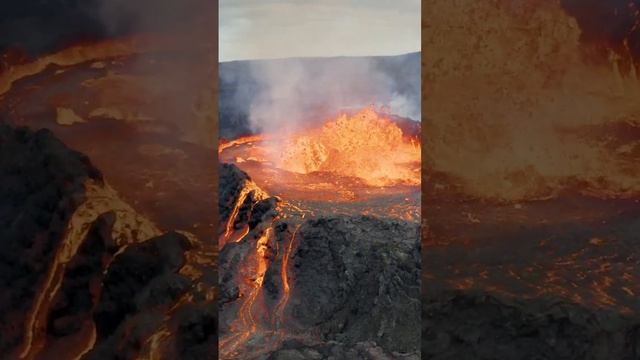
[218, 53, 422, 359]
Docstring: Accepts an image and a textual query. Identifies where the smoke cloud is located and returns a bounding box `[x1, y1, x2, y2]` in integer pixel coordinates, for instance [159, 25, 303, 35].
[219, 53, 420, 138]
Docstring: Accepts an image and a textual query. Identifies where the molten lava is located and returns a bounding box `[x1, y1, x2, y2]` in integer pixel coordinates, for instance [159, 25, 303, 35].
[219, 135, 265, 154]
[220, 108, 420, 187]
[273, 225, 300, 329]
[220, 181, 268, 247]
[265, 108, 420, 187]
[219, 107, 421, 221]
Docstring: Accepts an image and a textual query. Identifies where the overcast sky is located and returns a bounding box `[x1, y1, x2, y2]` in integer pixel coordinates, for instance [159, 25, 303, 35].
[219, 0, 420, 62]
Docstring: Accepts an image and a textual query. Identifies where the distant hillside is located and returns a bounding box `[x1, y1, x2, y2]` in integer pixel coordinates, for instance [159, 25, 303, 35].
[219, 52, 420, 139]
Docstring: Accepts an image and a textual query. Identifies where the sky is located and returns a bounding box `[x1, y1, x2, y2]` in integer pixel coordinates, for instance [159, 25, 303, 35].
[219, 0, 421, 62]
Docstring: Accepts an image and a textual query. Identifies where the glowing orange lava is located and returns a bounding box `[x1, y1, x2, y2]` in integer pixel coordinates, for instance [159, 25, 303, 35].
[220, 107, 421, 195]
[219, 135, 265, 154]
[221, 227, 273, 358]
[220, 181, 267, 247]
[273, 225, 300, 329]
[276, 108, 420, 186]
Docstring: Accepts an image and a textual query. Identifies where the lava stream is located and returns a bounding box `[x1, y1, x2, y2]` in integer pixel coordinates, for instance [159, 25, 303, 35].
[221, 227, 273, 358]
[219, 107, 421, 188]
[273, 225, 300, 330]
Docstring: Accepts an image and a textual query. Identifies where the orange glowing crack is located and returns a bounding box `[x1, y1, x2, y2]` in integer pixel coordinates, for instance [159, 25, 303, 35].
[220, 227, 273, 358]
[273, 225, 300, 329]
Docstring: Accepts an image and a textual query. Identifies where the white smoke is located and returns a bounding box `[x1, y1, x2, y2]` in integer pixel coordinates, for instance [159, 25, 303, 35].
[244, 54, 421, 135]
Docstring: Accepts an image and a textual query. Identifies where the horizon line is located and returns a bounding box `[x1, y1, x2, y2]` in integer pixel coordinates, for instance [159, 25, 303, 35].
[219, 50, 421, 64]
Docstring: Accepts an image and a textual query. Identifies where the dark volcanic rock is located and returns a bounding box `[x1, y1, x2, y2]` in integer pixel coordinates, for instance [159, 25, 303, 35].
[219, 163, 252, 222]
[93, 231, 192, 339]
[423, 292, 640, 360]
[0, 123, 102, 353]
[289, 217, 421, 353]
[86, 231, 218, 360]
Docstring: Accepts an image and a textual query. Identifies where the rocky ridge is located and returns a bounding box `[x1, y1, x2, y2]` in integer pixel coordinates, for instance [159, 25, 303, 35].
[0, 123, 217, 359]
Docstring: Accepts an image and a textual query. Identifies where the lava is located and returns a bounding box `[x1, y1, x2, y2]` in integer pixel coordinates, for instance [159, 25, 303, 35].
[0, 37, 144, 97]
[273, 225, 300, 330]
[219, 107, 422, 358]
[424, 0, 640, 203]
[220, 181, 268, 247]
[221, 107, 420, 188]
[220, 227, 274, 359]
[219, 135, 265, 154]
[219, 107, 421, 224]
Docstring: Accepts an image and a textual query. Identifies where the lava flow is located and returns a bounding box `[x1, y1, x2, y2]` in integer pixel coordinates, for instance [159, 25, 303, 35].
[273, 224, 300, 330]
[220, 180, 268, 248]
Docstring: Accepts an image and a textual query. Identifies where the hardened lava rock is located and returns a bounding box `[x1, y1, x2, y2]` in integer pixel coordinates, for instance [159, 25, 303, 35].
[423, 292, 640, 360]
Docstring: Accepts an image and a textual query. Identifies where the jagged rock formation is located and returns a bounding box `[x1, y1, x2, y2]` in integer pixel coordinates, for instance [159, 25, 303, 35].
[282, 217, 420, 353]
[0, 123, 216, 359]
[423, 292, 640, 360]
[218, 163, 420, 359]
